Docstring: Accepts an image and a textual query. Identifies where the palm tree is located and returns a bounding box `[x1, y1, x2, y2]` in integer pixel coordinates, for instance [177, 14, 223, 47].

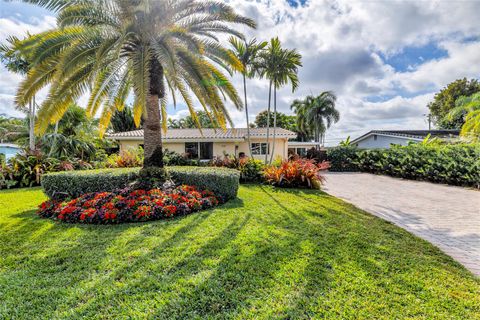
[228, 37, 267, 157]
[258, 37, 302, 163]
[0, 36, 37, 151]
[448, 92, 480, 140]
[110, 106, 140, 133]
[291, 92, 340, 147]
[12, 0, 255, 173]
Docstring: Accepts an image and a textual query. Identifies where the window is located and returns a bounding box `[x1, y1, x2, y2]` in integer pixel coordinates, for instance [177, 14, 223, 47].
[185, 142, 213, 159]
[251, 143, 269, 155]
[373, 134, 377, 141]
[185, 142, 198, 159]
[297, 148, 307, 157]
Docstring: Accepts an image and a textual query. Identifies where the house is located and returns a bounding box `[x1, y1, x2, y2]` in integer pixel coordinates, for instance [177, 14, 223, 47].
[351, 130, 460, 149]
[107, 128, 297, 160]
[0, 143, 21, 161]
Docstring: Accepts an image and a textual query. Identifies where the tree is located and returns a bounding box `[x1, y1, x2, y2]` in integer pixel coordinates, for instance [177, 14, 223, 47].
[0, 36, 37, 151]
[110, 106, 139, 133]
[291, 92, 340, 147]
[254, 110, 296, 131]
[0, 116, 28, 144]
[447, 92, 480, 140]
[228, 37, 267, 157]
[257, 37, 302, 163]
[12, 0, 254, 174]
[168, 111, 219, 129]
[427, 78, 480, 129]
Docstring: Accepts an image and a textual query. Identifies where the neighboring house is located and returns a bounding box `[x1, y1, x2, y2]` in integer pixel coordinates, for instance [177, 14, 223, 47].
[107, 128, 297, 160]
[0, 143, 21, 161]
[351, 130, 460, 149]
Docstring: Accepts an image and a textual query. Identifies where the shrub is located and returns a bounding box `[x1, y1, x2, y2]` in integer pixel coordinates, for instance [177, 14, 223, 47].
[209, 156, 265, 182]
[42, 166, 240, 201]
[37, 185, 220, 224]
[327, 146, 360, 171]
[355, 143, 480, 188]
[104, 148, 144, 168]
[264, 159, 329, 189]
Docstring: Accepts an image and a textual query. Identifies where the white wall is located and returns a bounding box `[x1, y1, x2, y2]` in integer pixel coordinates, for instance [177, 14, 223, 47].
[355, 134, 420, 149]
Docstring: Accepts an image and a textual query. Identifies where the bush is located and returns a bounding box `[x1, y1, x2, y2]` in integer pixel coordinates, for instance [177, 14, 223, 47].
[104, 148, 144, 168]
[327, 146, 360, 171]
[209, 156, 265, 182]
[327, 144, 480, 188]
[37, 185, 220, 224]
[355, 144, 480, 188]
[264, 159, 329, 189]
[42, 166, 240, 201]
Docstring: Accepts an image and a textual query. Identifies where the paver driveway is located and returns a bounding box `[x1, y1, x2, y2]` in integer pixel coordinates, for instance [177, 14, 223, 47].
[323, 172, 480, 277]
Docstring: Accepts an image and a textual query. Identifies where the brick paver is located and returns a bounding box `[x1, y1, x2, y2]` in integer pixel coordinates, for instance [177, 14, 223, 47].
[323, 172, 480, 277]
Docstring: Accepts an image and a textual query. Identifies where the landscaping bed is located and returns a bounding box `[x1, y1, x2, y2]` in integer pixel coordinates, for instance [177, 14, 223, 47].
[37, 185, 219, 224]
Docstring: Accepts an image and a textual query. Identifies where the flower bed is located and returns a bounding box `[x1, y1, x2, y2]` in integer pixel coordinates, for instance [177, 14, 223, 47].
[264, 159, 329, 189]
[37, 185, 219, 224]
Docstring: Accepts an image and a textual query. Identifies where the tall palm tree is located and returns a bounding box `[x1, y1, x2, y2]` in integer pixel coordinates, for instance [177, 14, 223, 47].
[0, 36, 37, 151]
[258, 37, 302, 163]
[291, 92, 340, 147]
[228, 37, 266, 157]
[12, 0, 255, 172]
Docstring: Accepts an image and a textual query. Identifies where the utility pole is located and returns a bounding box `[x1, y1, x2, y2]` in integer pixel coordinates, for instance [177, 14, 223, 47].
[424, 113, 432, 131]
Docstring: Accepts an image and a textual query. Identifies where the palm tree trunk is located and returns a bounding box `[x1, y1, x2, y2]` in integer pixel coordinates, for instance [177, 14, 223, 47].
[243, 74, 252, 158]
[143, 59, 164, 168]
[269, 85, 277, 164]
[265, 80, 272, 164]
[28, 97, 35, 151]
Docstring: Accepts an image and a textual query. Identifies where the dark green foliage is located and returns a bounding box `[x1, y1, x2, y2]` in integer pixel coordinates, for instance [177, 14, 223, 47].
[328, 144, 480, 188]
[254, 110, 297, 131]
[327, 146, 360, 171]
[0, 154, 4, 165]
[168, 111, 219, 129]
[110, 106, 140, 133]
[42, 166, 240, 201]
[427, 78, 480, 129]
[209, 156, 265, 182]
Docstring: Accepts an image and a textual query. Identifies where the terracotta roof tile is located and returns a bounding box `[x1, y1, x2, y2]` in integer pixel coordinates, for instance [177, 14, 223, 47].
[106, 128, 296, 140]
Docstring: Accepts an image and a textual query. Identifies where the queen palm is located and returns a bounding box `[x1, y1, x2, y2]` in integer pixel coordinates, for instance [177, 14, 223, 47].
[258, 37, 302, 163]
[228, 37, 266, 157]
[291, 92, 340, 147]
[447, 92, 480, 140]
[12, 0, 255, 170]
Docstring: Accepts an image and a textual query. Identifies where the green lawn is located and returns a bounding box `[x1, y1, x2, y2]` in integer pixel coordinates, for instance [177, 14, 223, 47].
[0, 186, 478, 319]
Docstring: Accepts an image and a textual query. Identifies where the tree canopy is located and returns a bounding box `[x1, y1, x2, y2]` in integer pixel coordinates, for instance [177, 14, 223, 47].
[168, 111, 219, 129]
[427, 78, 480, 129]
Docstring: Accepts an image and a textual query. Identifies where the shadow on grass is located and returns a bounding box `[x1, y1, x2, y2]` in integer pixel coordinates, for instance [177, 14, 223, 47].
[1, 186, 478, 319]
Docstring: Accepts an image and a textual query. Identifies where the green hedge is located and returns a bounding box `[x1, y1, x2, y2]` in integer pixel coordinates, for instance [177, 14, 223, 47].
[327, 144, 480, 188]
[42, 166, 240, 201]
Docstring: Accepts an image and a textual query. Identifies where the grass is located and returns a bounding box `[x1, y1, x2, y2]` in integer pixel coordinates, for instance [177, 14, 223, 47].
[0, 186, 479, 319]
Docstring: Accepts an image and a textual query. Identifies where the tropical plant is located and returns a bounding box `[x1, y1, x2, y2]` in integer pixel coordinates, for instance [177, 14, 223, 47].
[110, 105, 140, 133]
[447, 92, 480, 140]
[427, 78, 480, 129]
[228, 37, 267, 156]
[291, 92, 340, 147]
[11, 0, 255, 175]
[0, 36, 37, 150]
[257, 37, 302, 163]
[264, 158, 329, 189]
[339, 136, 351, 146]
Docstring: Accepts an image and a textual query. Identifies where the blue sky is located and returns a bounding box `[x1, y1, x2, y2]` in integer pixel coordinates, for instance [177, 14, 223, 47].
[1, 0, 480, 145]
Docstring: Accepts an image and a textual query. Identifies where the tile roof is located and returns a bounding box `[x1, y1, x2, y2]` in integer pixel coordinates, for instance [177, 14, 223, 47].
[106, 128, 297, 140]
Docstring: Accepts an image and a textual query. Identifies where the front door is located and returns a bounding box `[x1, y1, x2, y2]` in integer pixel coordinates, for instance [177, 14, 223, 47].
[199, 142, 213, 160]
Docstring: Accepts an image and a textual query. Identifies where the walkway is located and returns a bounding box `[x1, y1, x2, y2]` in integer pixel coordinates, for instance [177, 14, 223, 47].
[323, 172, 480, 277]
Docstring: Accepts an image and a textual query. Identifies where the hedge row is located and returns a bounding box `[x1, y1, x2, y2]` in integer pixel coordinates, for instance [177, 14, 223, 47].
[42, 166, 240, 201]
[327, 144, 480, 188]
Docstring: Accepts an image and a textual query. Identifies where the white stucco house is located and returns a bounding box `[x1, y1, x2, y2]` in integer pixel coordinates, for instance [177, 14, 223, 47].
[107, 128, 303, 160]
[351, 130, 460, 149]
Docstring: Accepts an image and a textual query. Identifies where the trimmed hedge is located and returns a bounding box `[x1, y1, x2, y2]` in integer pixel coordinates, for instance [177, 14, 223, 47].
[42, 166, 240, 201]
[327, 144, 480, 188]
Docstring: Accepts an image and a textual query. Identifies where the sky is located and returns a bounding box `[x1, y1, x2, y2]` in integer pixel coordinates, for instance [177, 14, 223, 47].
[1, 0, 479, 145]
